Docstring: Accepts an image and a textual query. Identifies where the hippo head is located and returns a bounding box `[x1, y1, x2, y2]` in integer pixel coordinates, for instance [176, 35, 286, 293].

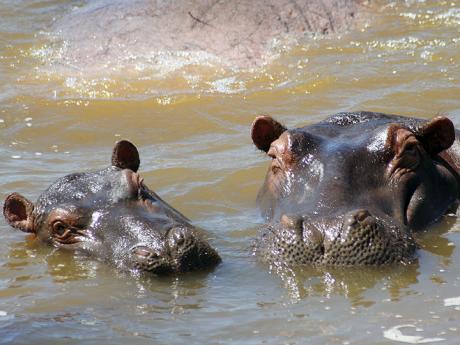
[3, 141, 221, 274]
[251, 112, 459, 266]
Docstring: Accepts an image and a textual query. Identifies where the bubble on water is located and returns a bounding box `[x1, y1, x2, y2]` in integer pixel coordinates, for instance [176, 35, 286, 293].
[208, 76, 246, 94]
[11, 155, 21, 159]
[443, 296, 460, 306]
[65, 77, 77, 88]
[400, 12, 417, 20]
[420, 50, 433, 61]
[156, 97, 172, 105]
[80, 319, 97, 326]
[434, 8, 460, 26]
[383, 325, 446, 344]
[385, 37, 420, 50]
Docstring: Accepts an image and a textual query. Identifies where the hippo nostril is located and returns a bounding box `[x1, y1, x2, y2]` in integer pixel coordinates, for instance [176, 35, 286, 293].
[280, 214, 302, 229]
[131, 245, 160, 260]
[129, 245, 170, 273]
[280, 214, 304, 240]
[174, 232, 185, 246]
[356, 209, 371, 222]
[132, 246, 151, 258]
[343, 209, 375, 230]
[167, 227, 193, 249]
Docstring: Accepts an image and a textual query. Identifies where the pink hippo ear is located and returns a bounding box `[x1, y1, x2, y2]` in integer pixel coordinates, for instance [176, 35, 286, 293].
[112, 140, 140, 172]
[417, 116, 455, 156]
[251, 115, 287, 152]
[3, 193, 35, 233]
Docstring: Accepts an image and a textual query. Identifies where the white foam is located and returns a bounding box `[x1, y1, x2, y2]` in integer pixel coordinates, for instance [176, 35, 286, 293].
[444, 296, 460, 306]
[383, 325, 445, 344]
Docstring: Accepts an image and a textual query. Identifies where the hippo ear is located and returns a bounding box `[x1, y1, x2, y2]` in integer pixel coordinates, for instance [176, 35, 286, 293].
[112, 140, 140, 172]
[3, 193, 35, 233]
[251, 115, 287, 152]
[417, 116, 455, 155]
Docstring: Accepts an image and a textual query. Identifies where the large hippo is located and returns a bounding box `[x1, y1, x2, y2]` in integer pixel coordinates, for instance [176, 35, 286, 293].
[3, 141, 221, 274]
[251, 112, 460, 266]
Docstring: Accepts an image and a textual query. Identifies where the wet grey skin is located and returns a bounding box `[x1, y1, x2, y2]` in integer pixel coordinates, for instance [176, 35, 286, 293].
[3, 141, 221, 275]
[251, 111, 460, 267]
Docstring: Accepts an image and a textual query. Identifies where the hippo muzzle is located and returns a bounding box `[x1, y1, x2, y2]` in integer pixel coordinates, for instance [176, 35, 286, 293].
[257, 209, 417, 267]
[129, 226, 219, 274]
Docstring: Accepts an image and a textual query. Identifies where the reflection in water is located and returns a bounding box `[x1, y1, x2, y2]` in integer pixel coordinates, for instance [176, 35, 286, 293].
[270, 215, 458, 304]
[2, 232, 215, 315]
[416, 215, 457, 259]
[45, 250, 99, 283]
[4, 235, 100, 283]
[271, 262, 419, 306]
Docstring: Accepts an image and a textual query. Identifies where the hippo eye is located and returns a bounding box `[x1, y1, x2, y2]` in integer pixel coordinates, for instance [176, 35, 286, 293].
[52, 221, 70, 237]
[407, 144, 419, 155]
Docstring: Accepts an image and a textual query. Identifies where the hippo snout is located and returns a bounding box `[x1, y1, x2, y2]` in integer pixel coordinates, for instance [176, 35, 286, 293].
[130, 245, 171, 274]
[129, 227, 221, 274]
[167, 226, 221, 272]
[324, 209, 414, 265]
[256, 209, 417, 267]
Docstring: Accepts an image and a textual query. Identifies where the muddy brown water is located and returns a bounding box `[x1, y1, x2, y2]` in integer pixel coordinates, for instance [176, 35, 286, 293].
[1, 1, 460, 344]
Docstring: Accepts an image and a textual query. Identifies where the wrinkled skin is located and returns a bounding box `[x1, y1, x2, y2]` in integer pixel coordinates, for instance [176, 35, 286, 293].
[3, 141, 221, 274]
[50, 0, 364, 71]
[251, 112, 460, 266]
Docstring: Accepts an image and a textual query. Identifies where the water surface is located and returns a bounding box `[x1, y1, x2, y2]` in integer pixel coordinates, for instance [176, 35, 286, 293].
[1, 1, 460, 344]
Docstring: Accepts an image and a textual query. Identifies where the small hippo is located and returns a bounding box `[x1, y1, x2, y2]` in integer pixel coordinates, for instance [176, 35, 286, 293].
[3, 141, 221, 274]
[251, 112, 460, 266]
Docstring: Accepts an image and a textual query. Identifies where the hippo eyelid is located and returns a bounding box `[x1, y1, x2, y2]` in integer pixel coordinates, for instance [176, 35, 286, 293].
[402, 141, 418, 153]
